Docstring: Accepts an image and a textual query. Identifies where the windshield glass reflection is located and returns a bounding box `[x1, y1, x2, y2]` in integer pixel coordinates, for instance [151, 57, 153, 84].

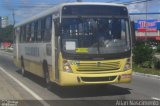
[61, 17, 130, 54]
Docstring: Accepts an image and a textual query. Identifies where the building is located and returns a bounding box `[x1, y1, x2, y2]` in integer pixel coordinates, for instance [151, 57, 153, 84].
[0, 16, 8, 28]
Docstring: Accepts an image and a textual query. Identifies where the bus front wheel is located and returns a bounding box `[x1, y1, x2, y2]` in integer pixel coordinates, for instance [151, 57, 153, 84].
[43, 62, 52, 90]
[21, 57, 26, 77]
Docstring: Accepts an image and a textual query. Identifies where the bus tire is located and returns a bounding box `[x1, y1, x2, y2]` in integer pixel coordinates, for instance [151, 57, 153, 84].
[21, 57, 26, 77]
[43, 62, 52, 90]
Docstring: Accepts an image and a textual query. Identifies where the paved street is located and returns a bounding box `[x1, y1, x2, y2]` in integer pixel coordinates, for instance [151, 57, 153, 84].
[0, 50, 160, 106]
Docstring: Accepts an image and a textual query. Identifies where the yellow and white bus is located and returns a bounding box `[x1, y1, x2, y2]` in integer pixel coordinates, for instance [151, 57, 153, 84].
[14, 2, 134, 87]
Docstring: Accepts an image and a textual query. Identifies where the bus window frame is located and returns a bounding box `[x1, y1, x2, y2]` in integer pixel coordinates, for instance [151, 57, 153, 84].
[26, 24, 31, 42]
[41, 18, 45, 42]
[44, 15, 52, 42]
[37, 19, 42, 42]
[31, 22, 35, 42]
[34, 21, 38, 42]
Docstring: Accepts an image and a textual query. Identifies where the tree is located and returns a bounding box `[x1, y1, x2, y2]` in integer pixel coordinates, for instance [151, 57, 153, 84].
[0, 25, 14, 43]
[133, 42, 153, 67]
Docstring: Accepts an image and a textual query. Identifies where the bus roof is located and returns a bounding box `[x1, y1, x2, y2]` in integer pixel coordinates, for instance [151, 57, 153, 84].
[14, 2, 126, 27]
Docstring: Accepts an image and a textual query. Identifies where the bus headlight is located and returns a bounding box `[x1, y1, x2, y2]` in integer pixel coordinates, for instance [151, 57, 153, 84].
[124, 58, 131, 71]
[63, 59, 73, 73]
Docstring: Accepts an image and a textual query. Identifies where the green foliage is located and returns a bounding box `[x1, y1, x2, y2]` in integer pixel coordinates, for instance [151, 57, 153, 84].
[153, 56, 160, 69]
[141, 61, 152, 68]
[154, 61, 160, 69]
[156, 45, 160, 53]
[133, 42, 153, 66]
[0, 25, 14, 42]
[133, 64, 160, 76]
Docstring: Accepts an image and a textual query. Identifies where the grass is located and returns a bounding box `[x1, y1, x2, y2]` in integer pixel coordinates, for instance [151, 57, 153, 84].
[133, 64, 160, 76]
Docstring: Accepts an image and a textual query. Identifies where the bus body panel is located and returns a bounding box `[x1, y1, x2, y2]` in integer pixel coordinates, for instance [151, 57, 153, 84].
[59, 69, 132, 86]
[58, 55, 132, 86]
[17, 43, 52, 77]
[14, 2, 132, 86]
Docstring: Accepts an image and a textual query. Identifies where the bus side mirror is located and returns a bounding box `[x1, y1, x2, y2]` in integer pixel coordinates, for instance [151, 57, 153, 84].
[130, 21, 136, 46]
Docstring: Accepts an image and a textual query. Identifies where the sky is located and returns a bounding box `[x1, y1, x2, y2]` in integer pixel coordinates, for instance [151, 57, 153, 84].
[0, 0, 160, 24]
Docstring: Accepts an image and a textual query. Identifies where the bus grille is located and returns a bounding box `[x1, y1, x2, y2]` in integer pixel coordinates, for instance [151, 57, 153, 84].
[76, 61, 121, 72]
[81, 76, 117, 82]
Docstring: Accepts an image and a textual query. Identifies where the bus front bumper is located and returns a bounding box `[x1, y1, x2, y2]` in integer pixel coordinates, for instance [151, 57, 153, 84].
[59, 69, 132, 86]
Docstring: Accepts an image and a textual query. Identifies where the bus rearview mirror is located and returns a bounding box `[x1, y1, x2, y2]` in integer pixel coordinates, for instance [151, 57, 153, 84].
[130, 21, 136, 46]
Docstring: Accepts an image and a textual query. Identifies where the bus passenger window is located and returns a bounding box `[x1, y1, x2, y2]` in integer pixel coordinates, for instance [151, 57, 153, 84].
[20, 26, 26, 42]
[26, 24, 31, 42]
[34, 21, 38, 42]
[15, 27, 20, 43]
[37, 20, 42, 42]
[20, 27, 23, 42]
[31, 22, 35, 42]
[44, 16, 52, 42]
[23, 25, 26, 42]
[41, 18, 45, 42]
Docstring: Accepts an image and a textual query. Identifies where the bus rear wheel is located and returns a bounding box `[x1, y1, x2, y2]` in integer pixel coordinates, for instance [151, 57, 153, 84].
[43, 63, 52, 90]
[21, 67, 26, 76]
[21, 57, 26, 77]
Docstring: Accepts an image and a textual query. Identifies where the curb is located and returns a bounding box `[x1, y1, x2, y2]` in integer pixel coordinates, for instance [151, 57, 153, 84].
[133, 72, 160, 80]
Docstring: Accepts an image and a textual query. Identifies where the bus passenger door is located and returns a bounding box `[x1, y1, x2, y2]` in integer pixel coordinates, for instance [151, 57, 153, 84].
[54, 36, 60, 82]
[52, 18, 60, 82]
[14, 27, 20, 66]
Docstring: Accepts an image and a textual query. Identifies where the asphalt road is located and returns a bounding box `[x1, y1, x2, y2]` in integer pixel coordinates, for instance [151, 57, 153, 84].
[0, 50, 160, 106]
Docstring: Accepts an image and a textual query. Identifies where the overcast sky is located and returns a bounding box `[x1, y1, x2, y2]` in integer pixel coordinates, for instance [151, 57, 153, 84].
[0, 0, 160, 24]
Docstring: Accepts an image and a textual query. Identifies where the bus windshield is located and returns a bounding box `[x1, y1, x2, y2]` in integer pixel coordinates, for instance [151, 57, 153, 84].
[61, 17, 130, 54]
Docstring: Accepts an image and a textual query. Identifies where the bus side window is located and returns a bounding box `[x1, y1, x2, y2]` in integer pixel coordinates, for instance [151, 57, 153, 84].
[29, 22, 34, 42]
[44, 15, 52, 42]
[20, 26, 25, 43]
[26, 24, 31, 42]
[31, 22, 35, 42]
[26, 24, 28, 42]
[20, 27, 22, 42]
[34, 21, 38, 42]
[37, 20, 42, 42]
[41, 18, 45, 42]
[23, 25, 26, 42]
[15, 27, 20, 43]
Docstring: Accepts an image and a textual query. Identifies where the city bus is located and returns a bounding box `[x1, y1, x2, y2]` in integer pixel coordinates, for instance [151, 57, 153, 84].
[13, 2, 134, 88]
